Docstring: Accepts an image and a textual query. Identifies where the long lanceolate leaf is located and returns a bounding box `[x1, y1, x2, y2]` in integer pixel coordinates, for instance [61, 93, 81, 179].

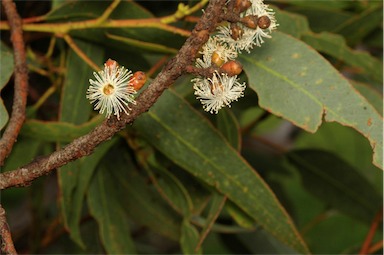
[240, 31, 383, 169]
[134, 89, 309, 254]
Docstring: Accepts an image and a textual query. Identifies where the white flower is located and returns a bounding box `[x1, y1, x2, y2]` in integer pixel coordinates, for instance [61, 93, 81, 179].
[193, 72, 246, 114]
[86, 61, 136, 119]
[217, 0, 277, 52]
[196, 36, 237, 68]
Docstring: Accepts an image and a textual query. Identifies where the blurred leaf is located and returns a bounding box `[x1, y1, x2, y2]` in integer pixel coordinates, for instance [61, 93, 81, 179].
[118, 162, 182, 241]
[302, 31, 383, 83]
[59, 39, 103, 123]
[87, 157, 136, 254]
[284, 7, 353, 33]
[294, 122, 383, 192]
[106, 33, 179, 55]
[1, 137, 41, 172]
[195, 193, 227, 252]
[237, 228, 299, 254]
[134, 89, 309, 253]
[217, 109, 241, 151]
[47, 0, 152, 20]
[47, 1, 186, 53]
[0, 42, 14, 130]
[0, 100, 9, 131]
[286, 149, 382, 224]
[273, 7, 310, 38]
[58, 138, 117, 248]
[144, 152, 195, 216]
[240, 31, 383, 168]
[0, 42, 14, 89]
[225, 201, 256, 229]
[181, 219, 202, 255]
[58, 39, 105, 247]
[333, 5, 383, 45]
[305, 213, 372, 254]
[274, 0, 352, 10]
[20, 117, 103, 142]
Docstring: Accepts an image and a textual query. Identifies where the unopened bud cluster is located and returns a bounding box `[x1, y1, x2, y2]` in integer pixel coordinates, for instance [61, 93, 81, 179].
[192, 0, 277, 114]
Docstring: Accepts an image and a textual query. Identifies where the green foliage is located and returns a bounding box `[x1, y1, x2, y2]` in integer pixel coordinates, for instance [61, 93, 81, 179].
[1, 1, 382, 254]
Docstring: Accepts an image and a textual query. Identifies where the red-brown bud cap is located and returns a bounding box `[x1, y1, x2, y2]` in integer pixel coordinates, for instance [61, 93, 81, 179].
[221, 60, 243, 76]
[257, 15, 271, 29]
[129, 71, 147, 91]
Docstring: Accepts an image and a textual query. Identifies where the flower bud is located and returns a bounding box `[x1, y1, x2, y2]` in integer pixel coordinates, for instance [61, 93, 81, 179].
[230, 23, 243, 41]
[211, 51, 225, 67]
[234, 0, 252, 13]
[221, 60, 243, 76]
[240, 15, 258, 29]
[105, 58, 118, 68]
[129, 71, 147, 91]
[257, 15, 271, 29]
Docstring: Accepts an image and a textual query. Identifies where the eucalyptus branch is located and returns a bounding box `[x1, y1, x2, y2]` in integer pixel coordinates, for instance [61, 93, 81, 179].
[0, 205, 17, 255]
[0, 0, 227, 190]
[0, 0, 29, 166]
[0, 15, 191, 37]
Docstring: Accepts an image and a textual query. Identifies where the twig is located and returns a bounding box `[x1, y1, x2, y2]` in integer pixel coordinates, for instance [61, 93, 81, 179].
[0, 0, 29, 166]
[62, 34, 101, 71]
[0, 0, 227, 190]
[0, 205, 17, 254]
[0, 16, 191, 37]
[95, 0, 121, 25]
[146, 56, 171, 78]
[359, 209, 383, 255]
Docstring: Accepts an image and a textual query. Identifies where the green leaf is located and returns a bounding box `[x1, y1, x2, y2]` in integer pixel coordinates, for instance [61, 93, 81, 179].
[59, 39, 104, 123]
[0, 100, 9, 131]
[58, 40, 105, 247]
[20, 117, 103, 142]
[58, 138, 118, 248]
[136, 145, 194, 216]
[225, 201, 256, 229]
[273, 7, 310, 38]
[47, 1, 186, 53]
[276, 1, 352, 10]
[181, 219, 202, 255]
[47, 0, 152, 21]
[351, 80, 382, 115]
[134, 89, 309, 254]
[293, 122, 383, 197]
[0, 42, 14, 89]
[0, 42, 14, 130]
[217, 109, 241, 151]
[106, 33, 179, 55]
[240, 31, 383, 168]
[87, 159, 136, 254]
[117, 163, 182, 241]
[283, 7, 353, 33]
[301, 31, 383, 83]
[333, 6, 383, 45]
[303, 213, 371, 254]
[1, 137, 42, 172]
[195, 193, 227, 252]
[286, 149, 382, 224]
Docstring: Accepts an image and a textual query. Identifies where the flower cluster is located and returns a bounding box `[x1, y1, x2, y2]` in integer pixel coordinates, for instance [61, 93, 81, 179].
[86, 59, 146, 120]
[192, 0, 277, 114]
